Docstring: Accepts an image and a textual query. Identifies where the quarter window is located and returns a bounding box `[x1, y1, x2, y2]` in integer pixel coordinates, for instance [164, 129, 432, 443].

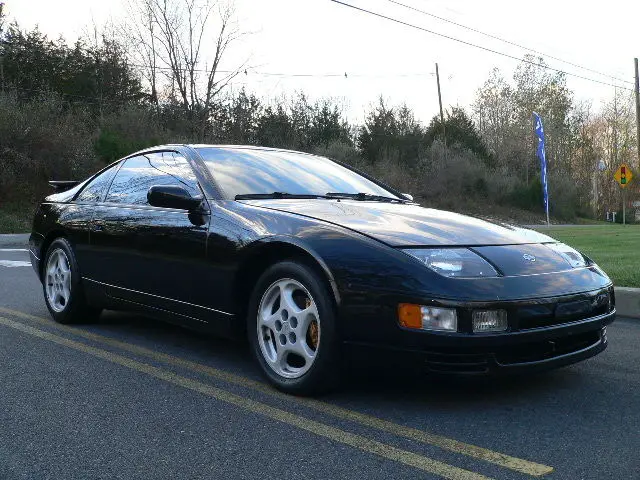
[75, 163, 120, 203]
[104, 153, 199, 205]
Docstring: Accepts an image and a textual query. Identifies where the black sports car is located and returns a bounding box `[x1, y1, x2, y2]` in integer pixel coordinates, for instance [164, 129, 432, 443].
[29, 145, 615, 394]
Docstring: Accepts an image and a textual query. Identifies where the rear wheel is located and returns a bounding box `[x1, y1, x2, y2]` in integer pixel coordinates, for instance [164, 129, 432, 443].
[248, 261, 340, 395]
[42, 238, 101, 324]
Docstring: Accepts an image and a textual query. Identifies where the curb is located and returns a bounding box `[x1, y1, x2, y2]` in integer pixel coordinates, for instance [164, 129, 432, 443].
[615, 287, 640, 319]
[0, 233, 29, 248]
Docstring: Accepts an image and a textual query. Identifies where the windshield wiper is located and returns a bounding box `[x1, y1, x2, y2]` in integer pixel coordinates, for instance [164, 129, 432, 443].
[235, 192, 325, 200]
[235, 191, 409, 203]
[325, 192, 408, 203]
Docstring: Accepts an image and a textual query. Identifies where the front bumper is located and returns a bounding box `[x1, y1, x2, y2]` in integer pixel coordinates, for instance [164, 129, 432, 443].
[343, 286, 616, 375]
[348, 312, 613, 374]
[422, 316, 612, 374]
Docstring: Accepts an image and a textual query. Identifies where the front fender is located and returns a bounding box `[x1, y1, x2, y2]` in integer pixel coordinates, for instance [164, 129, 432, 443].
[252, 235, 342, 305]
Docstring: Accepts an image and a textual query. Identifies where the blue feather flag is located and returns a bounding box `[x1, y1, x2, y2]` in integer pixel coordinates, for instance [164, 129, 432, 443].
[533, 112, 550, 225]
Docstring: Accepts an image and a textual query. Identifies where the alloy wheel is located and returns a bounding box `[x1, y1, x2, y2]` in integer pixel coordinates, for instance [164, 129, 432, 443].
[257, 278, 321, 379]
[45, 248, 72, 313]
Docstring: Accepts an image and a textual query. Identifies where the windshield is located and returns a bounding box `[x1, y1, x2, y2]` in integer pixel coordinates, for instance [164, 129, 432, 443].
[197, 147, 400, 200]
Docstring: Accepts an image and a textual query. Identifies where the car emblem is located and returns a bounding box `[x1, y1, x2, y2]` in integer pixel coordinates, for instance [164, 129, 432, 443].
[523, 253, 536, 262]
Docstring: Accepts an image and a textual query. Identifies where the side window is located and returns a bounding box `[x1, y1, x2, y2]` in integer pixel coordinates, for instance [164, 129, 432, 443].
[104, 153, 200, 205]
[75, 163, 120, 203]
[154, 152, 200, 196]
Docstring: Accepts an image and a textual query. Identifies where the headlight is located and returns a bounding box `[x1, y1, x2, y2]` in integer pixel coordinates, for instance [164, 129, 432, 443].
[402, 248, 499, 278]
[398, 304, 458, 331]
[546, 243, 587, 268]
[472, 310, 508, 332]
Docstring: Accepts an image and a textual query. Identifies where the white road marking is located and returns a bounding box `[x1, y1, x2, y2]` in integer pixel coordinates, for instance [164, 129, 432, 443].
[0, 260, 31, 268]
[0, 249, 28, 252]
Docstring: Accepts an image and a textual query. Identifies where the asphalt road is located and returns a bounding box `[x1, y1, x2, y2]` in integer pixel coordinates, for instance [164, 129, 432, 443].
[1, 247, 638, 480]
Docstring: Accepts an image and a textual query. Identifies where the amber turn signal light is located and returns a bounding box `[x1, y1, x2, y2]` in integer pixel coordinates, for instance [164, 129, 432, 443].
[398, 303, 422, 329]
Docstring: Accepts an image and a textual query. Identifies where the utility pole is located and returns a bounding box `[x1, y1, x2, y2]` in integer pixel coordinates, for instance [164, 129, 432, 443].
[635, 58, 640, 171]
[435, 63, 446, 150]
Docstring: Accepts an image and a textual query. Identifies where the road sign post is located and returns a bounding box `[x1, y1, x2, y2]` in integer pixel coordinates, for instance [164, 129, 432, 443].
[614, 163, 633, 225]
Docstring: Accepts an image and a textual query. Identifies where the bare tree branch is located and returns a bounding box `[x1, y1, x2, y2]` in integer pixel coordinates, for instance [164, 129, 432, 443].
[124, 0, 247, 139]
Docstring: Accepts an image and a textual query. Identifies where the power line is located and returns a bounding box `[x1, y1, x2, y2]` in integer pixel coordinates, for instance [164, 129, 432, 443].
[330, 0, 634, 92]
[9, 64, 436, 108]
[383, 0, 635, 86]
[128, 63, 435, 78]
[255, 71, 435, 78]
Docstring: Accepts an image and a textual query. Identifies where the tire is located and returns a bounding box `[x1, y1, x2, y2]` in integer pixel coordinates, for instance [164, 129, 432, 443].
[247, 260, 341, 395]
[42, 238, 101, 324]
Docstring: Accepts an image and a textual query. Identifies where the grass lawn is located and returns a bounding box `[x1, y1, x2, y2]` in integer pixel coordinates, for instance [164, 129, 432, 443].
[536, 225, 640, 288]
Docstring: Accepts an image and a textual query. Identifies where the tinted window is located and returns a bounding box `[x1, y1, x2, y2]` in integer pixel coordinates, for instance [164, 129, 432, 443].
[75, 163, 120, 203]
[197, 148, 398, 199]
[105, 152, 199, 205]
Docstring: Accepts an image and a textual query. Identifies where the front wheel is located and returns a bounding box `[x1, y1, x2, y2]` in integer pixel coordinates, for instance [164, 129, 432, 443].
[247, 261, 341, 395]
[42, 238, 101, 324]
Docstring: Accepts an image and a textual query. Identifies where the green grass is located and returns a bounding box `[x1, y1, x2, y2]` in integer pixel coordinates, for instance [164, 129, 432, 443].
[536, 225, 640, 287]
[574, 217, 609, 225]
[0, 202, 33, 234]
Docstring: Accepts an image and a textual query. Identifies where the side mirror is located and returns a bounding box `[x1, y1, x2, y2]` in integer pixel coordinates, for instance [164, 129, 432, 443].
[147, 185, 203, 211]
[401, 193, 414, 201]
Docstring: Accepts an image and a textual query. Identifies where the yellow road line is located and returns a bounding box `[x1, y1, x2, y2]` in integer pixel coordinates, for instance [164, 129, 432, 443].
[0, 307, 553, 477]
[0, 315, 491, 480]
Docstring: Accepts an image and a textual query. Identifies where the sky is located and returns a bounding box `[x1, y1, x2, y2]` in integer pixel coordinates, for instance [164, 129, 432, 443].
[5, 0, 640, 124]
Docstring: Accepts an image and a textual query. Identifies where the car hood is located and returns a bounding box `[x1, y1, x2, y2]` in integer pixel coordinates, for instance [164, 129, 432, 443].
[242, 199, 555, 247]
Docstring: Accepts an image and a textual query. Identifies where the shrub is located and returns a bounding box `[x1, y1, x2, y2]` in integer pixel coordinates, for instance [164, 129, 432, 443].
[613, 209, 636, 224]
[312, 140, 361, 167]
[415, 142, 492, 203]
[508, 178, 543, 211]
[0, 92, 99, 202]
[548, 172, 580, 220]
[95, 105, 169, 163]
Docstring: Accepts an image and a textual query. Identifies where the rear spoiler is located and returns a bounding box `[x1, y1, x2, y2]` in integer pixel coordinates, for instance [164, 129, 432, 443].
[49, 180, 81, 192]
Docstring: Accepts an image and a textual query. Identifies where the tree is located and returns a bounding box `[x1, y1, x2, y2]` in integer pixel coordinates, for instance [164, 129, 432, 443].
[126, 0, 246, 140]
[511, 56, 573, 178]
[473, 56, 574, 182]
[256, 100, 294, 148]
[126, 0, 160, 105]
[426, 107, 491, 163]
[586, 90, 638, 215]
[472, 68, 516, 164]
[357, 97, 425, 165]
[0, 23, 143, 114]
[212, 88, 262, 144]
[308, 98, 351, 148]
[0, 3, 5, 37]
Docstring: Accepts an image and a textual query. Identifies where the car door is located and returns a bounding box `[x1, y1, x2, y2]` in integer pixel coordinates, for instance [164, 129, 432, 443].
[69, 162, 122, 277]
[87, 151, 224, 325]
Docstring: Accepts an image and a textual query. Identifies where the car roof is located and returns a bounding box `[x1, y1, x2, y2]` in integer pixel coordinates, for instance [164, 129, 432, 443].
[132, 144, 320, 158]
